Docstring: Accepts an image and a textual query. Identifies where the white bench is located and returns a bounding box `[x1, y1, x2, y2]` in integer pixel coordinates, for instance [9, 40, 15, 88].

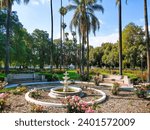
[102, 75, 131, 85]
[6, 73, 47, 83]
[103, 75, 124, 83]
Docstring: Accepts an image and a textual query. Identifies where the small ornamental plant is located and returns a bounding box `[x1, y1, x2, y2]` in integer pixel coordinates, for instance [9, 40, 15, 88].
[111, 82, 120, 95]
[94, 73, 101, 86]
[0, 93, 9, 112]
[12, 86, 28, 95]
[62, 96, 94, 113]
[30, 90, 41, 99]
[30, 104, 47, 113]
[134, 85, 148, 98]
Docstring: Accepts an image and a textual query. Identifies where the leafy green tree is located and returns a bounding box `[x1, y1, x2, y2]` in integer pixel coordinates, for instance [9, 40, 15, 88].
[32, 29, 50, 69]
[122, 23, 145, 68]
[0, 0, 30, 74]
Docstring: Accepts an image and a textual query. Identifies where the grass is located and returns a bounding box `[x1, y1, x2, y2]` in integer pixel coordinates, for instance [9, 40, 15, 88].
[0, 87, 16, 93]
[0, 73, 6, 81]
[55, 70, 80, 80]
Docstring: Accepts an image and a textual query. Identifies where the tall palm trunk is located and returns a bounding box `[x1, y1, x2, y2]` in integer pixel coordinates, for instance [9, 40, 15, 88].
[5, 0, 11, 75]
[118, 0, 123, 75]
[50, 0, 53, 70]
[81, 36, 85, 74]
[60, 0, 63, 70]
[87, 29, 89, 80]
[79, 33, 82, 73]
[144, 0, 150, 82]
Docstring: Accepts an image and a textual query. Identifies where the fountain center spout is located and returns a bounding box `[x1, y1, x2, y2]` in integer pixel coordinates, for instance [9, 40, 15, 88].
[63, 71, 69, 92]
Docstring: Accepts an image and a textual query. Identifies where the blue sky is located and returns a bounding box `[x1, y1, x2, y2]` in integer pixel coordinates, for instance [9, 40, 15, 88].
[12, 0, 150, 47]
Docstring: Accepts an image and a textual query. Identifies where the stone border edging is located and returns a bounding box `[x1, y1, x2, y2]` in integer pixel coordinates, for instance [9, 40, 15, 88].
[25, 87, 106, 107]
[5, 80, 107, 107]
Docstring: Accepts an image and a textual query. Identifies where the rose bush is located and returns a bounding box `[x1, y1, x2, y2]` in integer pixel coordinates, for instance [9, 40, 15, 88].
[62, 96, 94, 113]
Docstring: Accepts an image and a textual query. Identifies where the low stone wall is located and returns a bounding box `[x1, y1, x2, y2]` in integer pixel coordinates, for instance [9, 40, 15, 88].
[6, 73, 47, 83]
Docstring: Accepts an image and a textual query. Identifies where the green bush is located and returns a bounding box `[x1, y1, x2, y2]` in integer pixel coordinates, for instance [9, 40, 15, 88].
[0, 74, 6, 81]
[44, 73, 59, 81]
[135, 85, 147, 98]
[80, 73, 92, 81]
[12, 86, 28, 95]
[30, 90, 41, 99]
[111, 83, 120, 95]
[134, 84, 150, 98]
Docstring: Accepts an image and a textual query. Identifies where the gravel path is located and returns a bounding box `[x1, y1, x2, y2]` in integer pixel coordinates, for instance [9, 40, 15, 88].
[2, 84, 150, 113]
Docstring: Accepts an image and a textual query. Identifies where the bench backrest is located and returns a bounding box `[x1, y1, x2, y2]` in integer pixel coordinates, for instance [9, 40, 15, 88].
[7, 74, 34, 80]
[103, 75, 123, 80]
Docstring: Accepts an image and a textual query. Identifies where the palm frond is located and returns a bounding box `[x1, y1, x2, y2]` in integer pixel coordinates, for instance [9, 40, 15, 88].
[91, 4, 104, 13]
[66, 4, 77, 11]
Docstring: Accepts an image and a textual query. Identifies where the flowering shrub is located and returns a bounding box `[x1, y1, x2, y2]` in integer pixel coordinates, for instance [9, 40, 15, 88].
[134, 84, 150, 98]
[30, 104, 47, 113]
[12, 86, 28, 95]
[0, 93, 9, 112]
[62, 96, 94, 113]
[94, 73, 101, 86]
[30, 90, 41, 99]
[111, 82, 120, 95]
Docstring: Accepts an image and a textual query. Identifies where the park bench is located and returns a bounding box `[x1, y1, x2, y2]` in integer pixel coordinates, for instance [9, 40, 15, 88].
[93, 74, 131, 85]
[6, 73, 47, 83]
[103, 75, 124, 84]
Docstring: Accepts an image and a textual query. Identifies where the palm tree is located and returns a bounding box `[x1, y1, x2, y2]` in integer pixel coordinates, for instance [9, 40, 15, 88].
[0, 0, 7, 8]
[144, 0, 150, 82]
[50, 0, 53, 69]
[1, 0, 29, 74]
[59, 4, 67, 69]
[66, 0, 104, 76]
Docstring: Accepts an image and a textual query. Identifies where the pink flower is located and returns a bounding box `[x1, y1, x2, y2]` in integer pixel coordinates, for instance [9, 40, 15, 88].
[0, 93, 8, 99]
[85, 107, 95, 113]
[74, 96, 80, 102]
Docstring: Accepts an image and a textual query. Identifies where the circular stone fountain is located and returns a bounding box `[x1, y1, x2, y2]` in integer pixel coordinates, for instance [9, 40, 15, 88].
[24, 72, 107, 107]
[49, 72, 83, 98]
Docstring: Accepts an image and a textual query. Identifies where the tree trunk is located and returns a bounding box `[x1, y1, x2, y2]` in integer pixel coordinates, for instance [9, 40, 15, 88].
[79, 34, 82, 74]
[50, 0, 53, 70]
[5, 1, 11, 75]
[144, 0, 150, 82]
[87, 30, 89, 80]
[81, 35, 85, 74]
[60, 0, 63, 70]
[118, 0, 123, 75]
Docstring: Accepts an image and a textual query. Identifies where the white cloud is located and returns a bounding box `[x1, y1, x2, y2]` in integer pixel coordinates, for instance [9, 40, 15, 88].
[54, 32, 118, 47]
[89, 33, 118, 47]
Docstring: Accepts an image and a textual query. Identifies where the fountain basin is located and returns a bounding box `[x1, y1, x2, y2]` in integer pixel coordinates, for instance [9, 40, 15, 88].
[49, 86, 83, 98]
